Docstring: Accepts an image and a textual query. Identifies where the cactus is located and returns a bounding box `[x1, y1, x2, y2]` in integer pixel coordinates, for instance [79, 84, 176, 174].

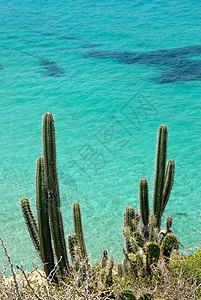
[133, 232, 144, 248]
[123, 228, 138, 254]
[152, 125, 175, 230]
[153, 124, 168, 228]
[36, 156, 55, 279]
[161, 159, 175, 215]
[166, 215, 173, 231]
[148, 213, 158, 242]
[124, 124, 175, 245]
[43, 112, 70, 276]
[144, 242, 160, 272]
[20, 156, 56, 280]
[117, 262, 123, 277]
[105, 256, 114, 287]
[72, 202, 88, 262]
[20, 197, 40, 255]
[68, 233, 78, 264]
[161, 234, 178, 259]
[101, 249, 108, 269]
[124, 205, 135, 232]
[139, 178, 149, 227]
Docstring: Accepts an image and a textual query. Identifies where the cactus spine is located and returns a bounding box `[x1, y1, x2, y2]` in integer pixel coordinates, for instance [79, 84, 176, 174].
[72, 202, 88, 261]
[36, 156, 55, 278]
[43, 112, 70, 276]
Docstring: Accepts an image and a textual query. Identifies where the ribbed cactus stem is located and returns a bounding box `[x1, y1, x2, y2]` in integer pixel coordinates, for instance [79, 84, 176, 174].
[105, 256, 114, 287]
[117, 262, 123, 277]
[139, 178, 149, 227]
[153, 124, 168, 229]
[123, 205, 135, 232]
[36, 156, 55, 279]
[68, 233, 78, 264]
[166, 216, 173, 230]
[73, 202, 88, 261]
[161, 234, 178, 259]
[21, 197, 40, 256]
[149, 213, 157, 242]
[101, 249, 108, 269]
[43, 112, 70, 276]
[161, 159, 175, 215]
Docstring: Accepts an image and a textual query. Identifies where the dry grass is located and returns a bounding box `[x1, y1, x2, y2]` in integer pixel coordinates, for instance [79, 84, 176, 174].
[0, 238, 200, 300]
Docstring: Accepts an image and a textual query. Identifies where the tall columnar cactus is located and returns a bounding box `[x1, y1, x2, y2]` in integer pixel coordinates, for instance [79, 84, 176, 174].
[105, 256, 114, 287]
[36, 156, 55, 278]
[20, 156, 56, 280]
[153, 124, 168, 228]
[161, 159, 175, 216]
[72, 202, 88, 262]
[139, 178, 149, 227]
[153, 125, 175, 229]
[43, 112, 70, 276]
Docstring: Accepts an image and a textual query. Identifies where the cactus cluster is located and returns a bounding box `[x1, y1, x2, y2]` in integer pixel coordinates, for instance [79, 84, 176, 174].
[139, 125, 175, 240]
[21, 113, 71, 281]
[121, 125, 179, 277]
[20, 114, 180, 289]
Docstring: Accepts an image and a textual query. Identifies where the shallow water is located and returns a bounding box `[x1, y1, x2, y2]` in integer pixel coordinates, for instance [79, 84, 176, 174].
[0, 0, 201, 271]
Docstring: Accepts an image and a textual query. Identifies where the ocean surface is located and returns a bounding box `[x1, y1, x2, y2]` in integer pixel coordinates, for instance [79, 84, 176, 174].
[0, 0, 201, 271]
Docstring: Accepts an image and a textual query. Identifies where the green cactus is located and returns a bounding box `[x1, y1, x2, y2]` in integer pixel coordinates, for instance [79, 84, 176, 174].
[123, 205, 135, 232]
[161, 234, 178, 259]
[148, 213, 158, 242]
[123, 228, 138, 254]
[161, 159, 175, 215]
[153, 124, 168, 229]
[105, 256, 114, 287]
[36, 156, 55, 279]
[20, 197, 40, 255]
[68, 233, 78, 264]
[43, 112, 70, 276]
[144, 241, 160, 273]
[133, 231, 144, 248]
[101, 249, 108, 269]
[139, 178, 149, 227]
[145, 242, 160, 261]
[72, 202, 88, 262]
[117, 262, 123, 277]
[166, 216, 173, 231]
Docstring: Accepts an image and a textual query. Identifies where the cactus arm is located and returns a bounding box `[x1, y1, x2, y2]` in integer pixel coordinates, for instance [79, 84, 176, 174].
[161, 159, 175, 215]
[123, 205, 135, 232]
[153, 124, 168, 228]
[68, 233, 78, 264]
[72, 202, 88, 261]
[20, 197, 40, 256]
[36, 156, 55, 278]
[43, 112, 70, 275]
[139, 178, 149, 227]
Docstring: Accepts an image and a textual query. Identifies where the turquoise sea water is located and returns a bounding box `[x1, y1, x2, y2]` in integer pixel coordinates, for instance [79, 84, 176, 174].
[0, 0, 201, 271]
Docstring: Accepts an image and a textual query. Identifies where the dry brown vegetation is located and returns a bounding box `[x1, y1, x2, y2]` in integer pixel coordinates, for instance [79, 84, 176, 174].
[0, 237, 200, 300]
